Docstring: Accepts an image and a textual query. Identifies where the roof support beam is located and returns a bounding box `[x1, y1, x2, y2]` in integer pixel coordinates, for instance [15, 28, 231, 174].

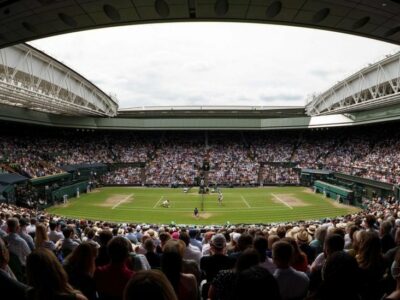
[306, 51, 400, 116]
[0, 44, 118, 116]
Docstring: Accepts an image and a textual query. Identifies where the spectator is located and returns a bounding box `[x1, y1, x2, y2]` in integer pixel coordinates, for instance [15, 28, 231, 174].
[381, 221, 396, 254]
[383, 249, 400, 300]
[310, 226, 327, 257]
[229, 233, 253, 260]
[272, 241, 309, 300]
[85, 229, 100, 249]
[26, 248, 87, 300]
[233, 266, 281, 300]
[307, 251, 361, 300]
[95, 229, 113, 267]
[64, 243, 98, 300]
[282, 237, 308, 273]
[189, 229, 202, 252]
[61, 226, 80, 258]
[19, 218, 34, 251]
[254, 236, 276, 274]
[357, 231, 385, 300]
[200, 233, 235, 299]
[161, 241, 198, 300]
[209, 248, 260, 300]
[144, 238, 161, 269]
[0, 237, 29, 300]
[49, 222, 64, 243]
[179, 231, 202, 266]
[35, 223, 57, 251]
[125, 227, 138, 245]
[123, 270, 177, 300]
[94, 236, 135, 300]
[4, 218, 31, 267]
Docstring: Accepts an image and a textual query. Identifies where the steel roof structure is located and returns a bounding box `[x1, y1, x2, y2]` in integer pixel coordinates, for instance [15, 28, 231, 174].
[305, 50, 400, 116]
[1, 0, 400, 119]
[118, 105, 306, 118]
[0, 43, 118, 116]
[0, 1, 399, 48]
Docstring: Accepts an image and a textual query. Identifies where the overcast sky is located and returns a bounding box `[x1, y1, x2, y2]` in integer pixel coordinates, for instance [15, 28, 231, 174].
[29, 22, 399, 109]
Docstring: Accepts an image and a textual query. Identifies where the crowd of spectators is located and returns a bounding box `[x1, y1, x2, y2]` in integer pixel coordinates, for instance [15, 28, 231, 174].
[145, 138, 205, 186]
[2, 125, 400, 185]
[325, 135, 400, 184]
[100, 167, 143, 185]
[0, 137, 63, 178]
[294, 132, 338, 170]
[207, 141, 258, 186]
[0, 132, 152, 179]
[295, 128, 400, 184]
[261, 166, 300, 185]
[249, 132, 297, 163]
[2, 194, 400, 299]
[109, 134, 153, 163]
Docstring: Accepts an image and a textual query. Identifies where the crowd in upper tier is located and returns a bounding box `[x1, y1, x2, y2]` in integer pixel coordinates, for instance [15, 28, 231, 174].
[1, 124, 400, 185]
[2, 194, 400, 300]
[100, 167, 143, 185]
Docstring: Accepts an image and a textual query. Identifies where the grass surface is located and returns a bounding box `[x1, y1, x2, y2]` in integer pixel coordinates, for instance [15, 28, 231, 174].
[46, 186, 360, 225]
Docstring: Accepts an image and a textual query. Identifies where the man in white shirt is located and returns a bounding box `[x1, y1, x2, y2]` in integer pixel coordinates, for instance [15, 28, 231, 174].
[48, 221, 64, 243]
[18, 218, 34, 251]
[4, 218, 31, 267]
[273, 241, 309, 300]
[179, 231, 202, 266]
[26, 218, 37, 237]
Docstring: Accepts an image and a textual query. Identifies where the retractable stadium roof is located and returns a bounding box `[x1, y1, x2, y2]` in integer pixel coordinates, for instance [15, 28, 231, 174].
[2, 0, 400, 120]
[0, 0, 399, 49]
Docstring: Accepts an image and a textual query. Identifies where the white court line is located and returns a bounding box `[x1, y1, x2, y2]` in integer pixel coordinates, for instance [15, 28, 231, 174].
[112, 194, 134, 210]
[153, 195, 164, 208]
[240, 195, 251, 208]
[271, 193, 293, 210]
[114, 206, 289, 212]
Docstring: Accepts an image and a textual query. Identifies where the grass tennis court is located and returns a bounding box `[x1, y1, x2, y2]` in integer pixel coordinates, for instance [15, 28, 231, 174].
[46, 187, 360, 225]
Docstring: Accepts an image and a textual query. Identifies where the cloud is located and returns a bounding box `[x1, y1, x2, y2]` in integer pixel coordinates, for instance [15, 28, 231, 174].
[182, 61, 212, 72]
[29, 23, 399, 108]
[310, 69, 334, 78]
[260, 94, 303, 102]
[309, 67, 348, 79]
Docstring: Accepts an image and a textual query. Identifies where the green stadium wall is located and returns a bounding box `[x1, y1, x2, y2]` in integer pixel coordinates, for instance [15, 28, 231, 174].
[3, 103, 400, 131]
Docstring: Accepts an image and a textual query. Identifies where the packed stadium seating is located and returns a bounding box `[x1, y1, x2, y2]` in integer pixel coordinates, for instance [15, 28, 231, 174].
[1, 192, 400, 300]
[1, 123, 400, 299]
[1, 123, 400, 185]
